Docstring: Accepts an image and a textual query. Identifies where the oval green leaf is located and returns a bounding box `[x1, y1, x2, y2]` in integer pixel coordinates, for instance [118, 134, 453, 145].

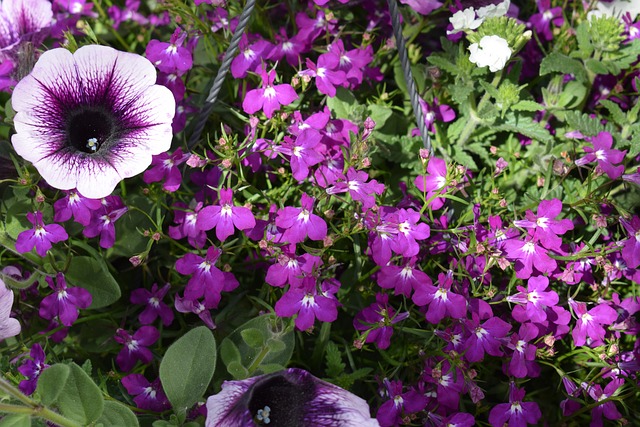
[159, 326, 216, 414]
[66, 256, 121, 309]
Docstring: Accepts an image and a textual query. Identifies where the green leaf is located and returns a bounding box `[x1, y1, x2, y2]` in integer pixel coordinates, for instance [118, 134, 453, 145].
[478, 80, 501, 99]
[449, 82, 474, 106]
[598, 99, 626, 125]
[540, 52, 588, 82]
[37, 363, 104, 425]
[584, 58, 609, 75]
[426, 54, 459, 76]
[95, 401, 139, 427]
[511, 100, 544, 112]
[367, 105, 392, 129]
[36, 364, 70, 406]
[563, 111, 605, 136]
[325, 342, 345, 378]
[494, 113, 552, 143]
[65, 256, 121, 309]
[326, 87, 358, 120]
[240, 328, 265, 349]
[556, 81, 587, 110]
[219, 314, 294, 379]
[159, 326, 216, 414]
[451, 149, 478, 170]
[0, 414, 31, 427]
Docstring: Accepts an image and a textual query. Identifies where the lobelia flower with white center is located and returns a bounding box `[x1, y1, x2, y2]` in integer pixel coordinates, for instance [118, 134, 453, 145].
[11, 45, 175, 198]
[206, 368, 380, 427]
[468, 35, 512, 72]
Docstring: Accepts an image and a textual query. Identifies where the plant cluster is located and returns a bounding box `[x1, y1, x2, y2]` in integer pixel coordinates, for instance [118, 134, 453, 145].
[0, 0, 639, 426]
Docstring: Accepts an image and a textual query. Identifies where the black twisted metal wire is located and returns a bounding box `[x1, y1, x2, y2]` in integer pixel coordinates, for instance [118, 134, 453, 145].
[187, 0, 257, 150]
[386, 0, 433, 154]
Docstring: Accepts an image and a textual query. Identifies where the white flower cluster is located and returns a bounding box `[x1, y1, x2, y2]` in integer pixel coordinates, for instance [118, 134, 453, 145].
[468, 35, 512, 72]
[448, 0, 510, 34]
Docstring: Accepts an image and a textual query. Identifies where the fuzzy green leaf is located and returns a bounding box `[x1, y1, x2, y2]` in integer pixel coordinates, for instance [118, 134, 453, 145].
[511, 100, 545, 112]
[598, 99, 626, 125]
[66, 256, 120, 309]
[159, 326, 216, 414]
[494, 113, 552, 143]
[96, 401, 139, 427]
[540, 52, 588, 82]
[0, 414, 31, 427]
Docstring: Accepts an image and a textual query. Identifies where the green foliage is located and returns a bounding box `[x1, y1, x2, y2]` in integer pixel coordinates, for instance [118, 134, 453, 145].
[219, 314, 294, 379]
[159, 326, 217, 415]
[323, 341, 372, 390]
[36, 363, 104, 425]
[65, 256, 121, 309]
[96, 401, 139, 427]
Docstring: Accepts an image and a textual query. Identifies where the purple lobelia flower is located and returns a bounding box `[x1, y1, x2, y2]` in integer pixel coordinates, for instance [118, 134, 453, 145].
[82, 196, 128, 249]
[122, 374, 171, 412]
[584, 378, 623, 426]
[569, 299, 618, 347]
[265, 247, 322, 288]
[18, 343, 48, 395]
[11, 45, 175, 198]
[513, 199, 573, 251]
[414, 156, 448, 210]
[174, 294, 216, 329]
[145, 28, 192, 75]
[620, 215, 640, 268]
[488, 382, 541, 427]
[299, 53, 346, 98]
[243, 65, 298, 119]
[130, 283, 174, 327]
[574, 131, 627, 180]
[15, 211, 68, 257]
[506, 275, 559, 323]
[353, 293, 409, 350]
[206, 368, 379, 426]
[462, 312, 511, 363]
[175, 246, 229, 309]
[503, 231, 558, 279]
[114, 326, 159, 372]
[230, 35, 273, 79]
[275, 276, 338, 331]
[276, 129, 325, 182]
[168, 201, 207, 249]
[39, 272, 91, 326]
[529, 0, 563, 41]
[0, 277, 20, 341]
[275, 193, 327, 244]
[53, 190, 102, 226]
[197, 188, 256, 242]
[326, 168, 385, 211]
[377, 256, 432, 297]
[377, 379, 427, 427]
[505, 323, 540, 378]
[143, 147, 189, 192]
[412, 270, 467, 324]
[0, 0, 53, 60]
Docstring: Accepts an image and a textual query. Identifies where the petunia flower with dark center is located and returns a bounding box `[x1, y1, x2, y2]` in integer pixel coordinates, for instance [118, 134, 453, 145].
[206, 368, 380, 426]
[11, 44, 175, 198]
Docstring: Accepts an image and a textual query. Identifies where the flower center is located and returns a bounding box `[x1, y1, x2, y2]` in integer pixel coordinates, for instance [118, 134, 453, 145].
[66, 107, 116, 154]
[248, 373, 312, 427]
[255, 405, 271, 424]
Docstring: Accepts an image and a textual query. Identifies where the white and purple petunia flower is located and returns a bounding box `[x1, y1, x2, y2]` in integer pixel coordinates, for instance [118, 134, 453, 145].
[0, 276, 20, 342]
[11, 45, 175, 198]
[0, 0, 53, 60]
[206, 368, 380, 426]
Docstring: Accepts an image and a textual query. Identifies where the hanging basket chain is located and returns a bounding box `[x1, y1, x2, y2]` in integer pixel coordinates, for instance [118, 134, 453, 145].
[386, 0, 432, 154]
[187, 0, 257, 150]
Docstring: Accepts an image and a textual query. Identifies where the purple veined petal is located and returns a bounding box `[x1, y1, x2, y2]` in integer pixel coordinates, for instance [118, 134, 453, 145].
[11, 45, 175, 199]
[206, 368, 380, 427]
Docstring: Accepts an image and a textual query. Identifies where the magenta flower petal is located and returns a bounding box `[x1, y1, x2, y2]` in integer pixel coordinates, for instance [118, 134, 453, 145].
[11, 45, 175, 198]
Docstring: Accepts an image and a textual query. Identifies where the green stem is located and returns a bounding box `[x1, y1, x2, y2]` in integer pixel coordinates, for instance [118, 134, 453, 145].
[457, 71, 504, 145]
[0, 378, 82, 427]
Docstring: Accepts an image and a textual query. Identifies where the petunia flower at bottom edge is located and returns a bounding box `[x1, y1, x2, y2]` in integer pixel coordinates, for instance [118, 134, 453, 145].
[206, 368, 380, 426]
